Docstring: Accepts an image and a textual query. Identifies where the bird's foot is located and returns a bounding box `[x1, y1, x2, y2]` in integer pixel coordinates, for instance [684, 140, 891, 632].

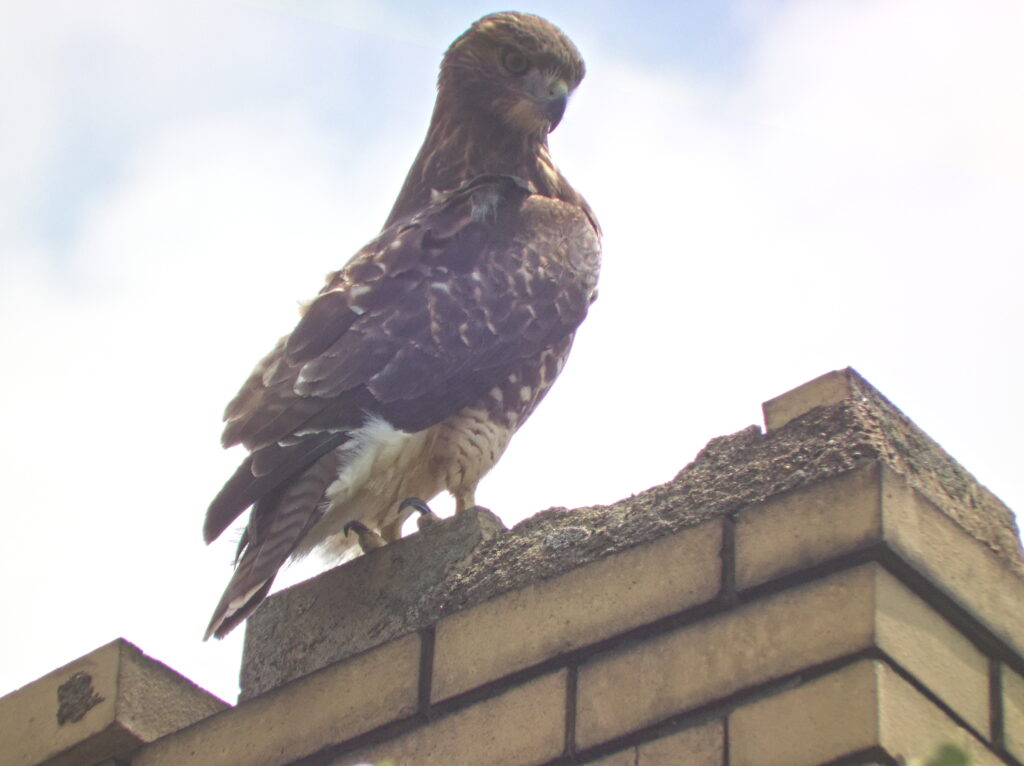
[399, 497, 441, 530]
[344, 520, 387, 553]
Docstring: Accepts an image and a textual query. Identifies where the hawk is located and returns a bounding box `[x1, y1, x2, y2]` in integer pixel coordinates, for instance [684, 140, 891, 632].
[203, 11, 600, 639]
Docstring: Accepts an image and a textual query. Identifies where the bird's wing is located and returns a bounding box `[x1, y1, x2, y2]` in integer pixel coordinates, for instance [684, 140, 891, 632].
[287, 174, 600, 422]
[205, 174, 599, 543]
[203, 176, 599, 637]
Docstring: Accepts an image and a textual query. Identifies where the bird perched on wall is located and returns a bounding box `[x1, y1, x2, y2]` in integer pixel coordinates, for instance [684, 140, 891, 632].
[203, 11, 601, 639]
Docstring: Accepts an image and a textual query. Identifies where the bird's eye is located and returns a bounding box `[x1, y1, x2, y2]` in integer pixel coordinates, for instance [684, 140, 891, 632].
[502, 49, 530, 75]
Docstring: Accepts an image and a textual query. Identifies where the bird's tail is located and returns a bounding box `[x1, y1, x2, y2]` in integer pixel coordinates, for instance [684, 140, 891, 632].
[204, 448, 343, 640]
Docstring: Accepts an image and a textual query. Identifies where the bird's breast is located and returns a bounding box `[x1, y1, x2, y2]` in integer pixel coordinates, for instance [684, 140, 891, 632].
[295, 340, 573, 560]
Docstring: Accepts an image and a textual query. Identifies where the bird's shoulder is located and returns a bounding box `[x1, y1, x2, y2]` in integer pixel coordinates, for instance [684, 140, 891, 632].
[317, 173, 597, 307]
[221, 174, 599, 449]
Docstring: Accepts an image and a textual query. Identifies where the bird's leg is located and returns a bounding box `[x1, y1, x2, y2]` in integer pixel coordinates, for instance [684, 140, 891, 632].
[379, 518, 403, 542]
[399, 497, 441, 530]
[454, 490, 476, 514]
[453, 492, 490, 516]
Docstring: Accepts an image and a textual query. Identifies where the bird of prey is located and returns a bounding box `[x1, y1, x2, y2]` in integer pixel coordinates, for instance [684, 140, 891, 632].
[203, 11, 601, 639]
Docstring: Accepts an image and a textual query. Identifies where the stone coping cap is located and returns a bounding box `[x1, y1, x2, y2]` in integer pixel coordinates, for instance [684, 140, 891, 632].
[424, 367, 1022, 620]
[0, 638, 227, 766]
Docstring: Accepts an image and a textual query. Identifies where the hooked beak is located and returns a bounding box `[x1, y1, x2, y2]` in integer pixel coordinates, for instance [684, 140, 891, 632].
[541, 90, 568, 130]
[524, 71, 570, 132]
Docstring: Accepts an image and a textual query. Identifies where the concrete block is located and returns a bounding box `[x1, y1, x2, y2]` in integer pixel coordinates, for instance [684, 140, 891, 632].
[575, 563, 990, 749]
[241, 507, 504, 699]
[730, 660, 1002, 766]
[133, 633, 419, 766]
[1004, 664, 1024, 763]
[433, 520, 722, 701]
[0, 639, 226, 766]
[585, 719, 723, 765]
[762, 368, 854, 432]
[344, 671, 567, 766]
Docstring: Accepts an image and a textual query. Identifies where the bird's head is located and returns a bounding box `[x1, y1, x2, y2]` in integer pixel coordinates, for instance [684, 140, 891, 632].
[440, 12, 585, 138]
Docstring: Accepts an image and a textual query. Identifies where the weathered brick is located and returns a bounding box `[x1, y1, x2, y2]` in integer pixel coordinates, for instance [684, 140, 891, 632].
[0, 639, 226, 766]
[133, 633, 419, 766]
[585, 750, 633, 765]
[736, 460, 1024, 663]
[345, 671, 567, 766]
[730, 660, 1001, 766]
[731, 658, 878, 766]
[762, 368, 854, 431]
[576, 563, 989, 749]
[873, 563, 990, 735]
[882, 467, 1024, 660]
[884, 667, 1003, 766]
[736, 462, 882, 590]
[1004, 664, 1024, 763]
[576, 565, 876, 748]
[432, 520, 722, 702]
[585, 719, 723, 765]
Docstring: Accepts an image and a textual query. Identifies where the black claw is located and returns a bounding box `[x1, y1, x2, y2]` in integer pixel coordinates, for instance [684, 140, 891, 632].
[344, 520, 369, 536]
[400, 497, 441, 530]
[345, 520, 386, 553]
[399, 497, 431, 515]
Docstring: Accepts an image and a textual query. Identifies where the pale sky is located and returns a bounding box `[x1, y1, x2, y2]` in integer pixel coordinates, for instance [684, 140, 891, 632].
[1, 0, 1022, 704]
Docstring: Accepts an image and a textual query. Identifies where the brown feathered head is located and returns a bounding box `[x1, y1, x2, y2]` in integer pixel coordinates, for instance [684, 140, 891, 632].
[439, 12, 586, 137]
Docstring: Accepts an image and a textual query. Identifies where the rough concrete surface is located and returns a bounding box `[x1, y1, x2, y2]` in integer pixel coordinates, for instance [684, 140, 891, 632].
[423, 368, 1022, 621]
[843, 369, 1022, 571]
[241, 507, 505, 699]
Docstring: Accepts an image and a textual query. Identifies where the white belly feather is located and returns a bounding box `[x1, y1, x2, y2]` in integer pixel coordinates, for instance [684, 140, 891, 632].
[295, 402, 516, 560]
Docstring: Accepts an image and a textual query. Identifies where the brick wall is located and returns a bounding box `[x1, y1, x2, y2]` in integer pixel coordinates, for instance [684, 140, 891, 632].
[7, 369, 1024, 766]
